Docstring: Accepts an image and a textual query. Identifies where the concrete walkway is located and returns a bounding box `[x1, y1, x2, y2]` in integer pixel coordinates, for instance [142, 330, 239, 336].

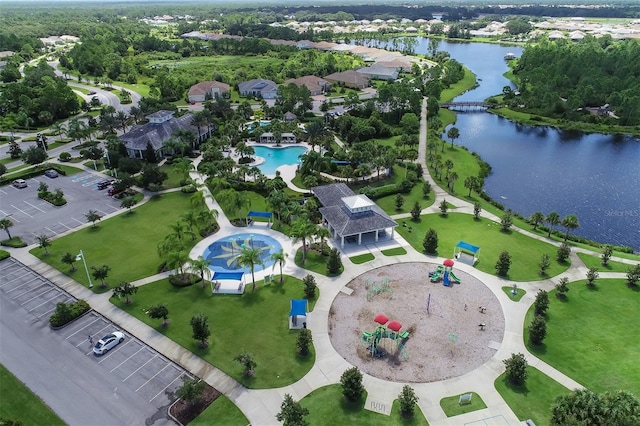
[5, 115, 636, 425]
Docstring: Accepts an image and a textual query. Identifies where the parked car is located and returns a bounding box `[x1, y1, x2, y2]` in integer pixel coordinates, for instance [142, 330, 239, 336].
[107, 186, 124, 196]
[12, 179, 27, 188]
[44, 169, 59, 178]
[97, 179, 115, 190]
[88, 91, 97, 95]
[93, 331, 125, 355]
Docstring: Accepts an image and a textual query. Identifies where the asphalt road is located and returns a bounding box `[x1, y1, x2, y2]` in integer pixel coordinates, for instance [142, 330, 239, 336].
[0, 258, 187, 425]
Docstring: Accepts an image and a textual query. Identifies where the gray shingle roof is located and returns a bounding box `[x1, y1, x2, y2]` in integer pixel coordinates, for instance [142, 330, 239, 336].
[312, 183, 397, 237]
[120, 113, 198, 152]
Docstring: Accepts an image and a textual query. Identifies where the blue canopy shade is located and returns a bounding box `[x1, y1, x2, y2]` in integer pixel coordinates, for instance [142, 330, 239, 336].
[289, 299, 308, 317]
[246, 211, 272, 218]
[456, 241, 480, 254]
[213, 272, 244, 281]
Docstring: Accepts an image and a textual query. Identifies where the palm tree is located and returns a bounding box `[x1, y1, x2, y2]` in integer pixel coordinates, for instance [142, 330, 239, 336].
[36, 234, 51, 255]
[447, 126, 460, 148]
[444, 159, 454, 180]
[181, 210, 199, 238]
[448, 171, 459, 191]
[530, 212, 545, 231]
[189, 256, 212, 288]
[270, 249, 288, 283]
[236, 247, 264, 291]
[291, 218, 317, 264]
[545, 212, 561, 237]
[561, 214, 579, 242]
[173, 158, 194, 183]
[314, 226, 332, 254]
[0, 218, 14, 240]
[166, 250, 189, 278]
[304, 119, 326, 152]
[218, 189, 251, 223]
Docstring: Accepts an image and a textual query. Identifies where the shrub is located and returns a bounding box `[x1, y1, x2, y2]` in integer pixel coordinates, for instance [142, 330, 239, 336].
[303, 275, 317, 299]
[276, 394, 309, 426]
[0, 249, 10, 260]
[555, 277, 570, 298]
[49, 300, 90, 327]
[326, 248, 342, 275]
[503, 353, 528, 386]
[423, 228, 438, 254]
[495, 251, 512, 276]
[340, 367, 364, 402]
[398, 385, 419, 417]
[296, 329, 312, 356]
[529, 315, 547, 345]
[176, 377, 205, 406]
[538, 253, 551, 275]
[533, 289, 549, 316]
[557, 243, 571, 262]
[234, 351, 256, 377]
[59, 152, 72, 162]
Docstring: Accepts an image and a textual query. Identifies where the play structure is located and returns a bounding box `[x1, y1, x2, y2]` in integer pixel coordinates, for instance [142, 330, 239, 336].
[429, 259, 461, 286]
[360, 314, 409, 361]
[289, 299, 308, 329]
[454, 241, 481, 266]
[365, 278, 393, 301]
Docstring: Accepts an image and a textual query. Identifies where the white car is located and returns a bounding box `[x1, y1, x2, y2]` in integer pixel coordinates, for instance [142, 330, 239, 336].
[93, 331, 125, 355]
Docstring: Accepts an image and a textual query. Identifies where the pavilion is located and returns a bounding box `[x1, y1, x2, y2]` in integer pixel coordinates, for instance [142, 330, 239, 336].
[311, 183, 398, 248]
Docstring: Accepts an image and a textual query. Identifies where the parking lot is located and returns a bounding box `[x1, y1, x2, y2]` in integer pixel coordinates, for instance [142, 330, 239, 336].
[0, 258, 189, 425]
[0, 171, 122, 244]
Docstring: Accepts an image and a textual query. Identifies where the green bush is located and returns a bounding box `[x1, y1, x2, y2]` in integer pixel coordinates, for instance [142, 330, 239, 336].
[49, 300, 90, 327]
[0, 249, 10, 260]
[59, 152, 72, 162]
[169, 273, 200, 287]
[1, 237, 27, 248]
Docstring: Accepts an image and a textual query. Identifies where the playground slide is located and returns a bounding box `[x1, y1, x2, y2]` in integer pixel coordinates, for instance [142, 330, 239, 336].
[430, 272, 442, 282]
[443, 271, 450, 286]
[449, 271, 461, 283]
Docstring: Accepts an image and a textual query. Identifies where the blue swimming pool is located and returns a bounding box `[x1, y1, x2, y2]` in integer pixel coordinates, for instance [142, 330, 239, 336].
[253, 145, 308, 177]
[202, 233, 282, 273]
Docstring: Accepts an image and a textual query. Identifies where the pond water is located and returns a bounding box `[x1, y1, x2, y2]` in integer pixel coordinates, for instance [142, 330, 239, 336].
[411, 38, 640, 250]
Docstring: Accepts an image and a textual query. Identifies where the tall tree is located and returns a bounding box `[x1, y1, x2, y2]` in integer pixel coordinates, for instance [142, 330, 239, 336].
[446, 126, 460, 148]
[36, 234, 51, 255]
[561, 214, 579, 242]
[0, 218, 14, 240]
[291, 218, 317, 264]
[236, 247, 265, 292]
[190, 313, 210, 348]
[545, 212, 561, 237]
[270, 249, 288, 283]
[91, 264, 111, 288]
[276, 394, 309, 426]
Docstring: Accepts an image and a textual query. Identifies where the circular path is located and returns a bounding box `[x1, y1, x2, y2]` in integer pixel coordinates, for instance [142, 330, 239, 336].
[329, 262, 505, 383]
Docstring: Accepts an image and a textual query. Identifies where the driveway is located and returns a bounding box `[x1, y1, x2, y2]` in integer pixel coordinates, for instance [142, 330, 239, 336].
[0, 258, 189, 425]
[0, 171, 121, 244]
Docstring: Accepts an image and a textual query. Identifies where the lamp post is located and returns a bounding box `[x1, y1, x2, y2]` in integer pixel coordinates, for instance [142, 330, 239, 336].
[76, 250, 93, 288]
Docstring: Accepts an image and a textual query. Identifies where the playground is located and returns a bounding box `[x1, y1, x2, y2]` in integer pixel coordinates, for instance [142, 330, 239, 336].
[328, 262, 505, 383]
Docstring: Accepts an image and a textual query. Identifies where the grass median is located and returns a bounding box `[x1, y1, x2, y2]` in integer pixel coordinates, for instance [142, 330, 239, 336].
[112, 275, 316, 389]
[397, 213, 569, 281]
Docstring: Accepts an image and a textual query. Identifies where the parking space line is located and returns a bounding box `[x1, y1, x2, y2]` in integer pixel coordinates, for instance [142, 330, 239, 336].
[27, 291, 64, 312]
[122, 355, 157, 382]
[23, 200, 46, 213]
[21, 287, 57, 305]
[66, 317, 102, 339]
[45, 227, 58, 235]
[0, 210, 19, 222]
[10, 204, 32, 218]
[149, 372, 185, 403]
[37, 301, 70, 318]
[58, 222, 72, 230]
[72, 217, 84, 225]
[135, 364, 171, 392]
[97, 340, 129, 364]
[95, 209, 108, 216]
[110, 346, 145, 372]
[0, 271, 32, 287]
[6, 277, 41, 294]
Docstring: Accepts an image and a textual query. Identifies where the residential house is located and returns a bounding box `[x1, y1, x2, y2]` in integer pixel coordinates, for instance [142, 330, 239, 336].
[323, 70, 370, 89]
[119, 110, 212, 159]
[312, 183, 397, 247]
[188, 81, 230, 103]
[284, 75, 331, 96]
[356, 64, 399, 81]
[238, 79, 278, 99]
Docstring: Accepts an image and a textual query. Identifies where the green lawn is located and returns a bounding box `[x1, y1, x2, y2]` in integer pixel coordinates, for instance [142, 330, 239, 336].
[300, 384, 429, 425]
[439, 392, 486, 417]
[0, 364, 65, 426]
[113, 276, 316, 389]
[426, 145, 483, 201]
[350, 253, 374, 264]
[524, 279, 640, 393]
[31, 192, 202, 289]
[295, 248, 343, 277]
[397, 213, 569, 281]
[441, 67, 477, 103]
[159, 163, 184, 189]
[190, 394, 249, 425]
[495, 367, 570, 426]
[382, 247, 407, 256]
[501, 286, 526, 302]
[576, 252, 637, 273]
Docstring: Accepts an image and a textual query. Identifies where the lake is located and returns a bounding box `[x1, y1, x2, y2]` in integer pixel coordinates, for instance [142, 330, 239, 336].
[413, 38, 640, 250]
